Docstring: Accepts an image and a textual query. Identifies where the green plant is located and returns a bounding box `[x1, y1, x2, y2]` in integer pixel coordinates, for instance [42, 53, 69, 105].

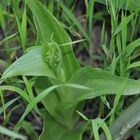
[1, 0, 140, 140]
[0, 126, 26, 140]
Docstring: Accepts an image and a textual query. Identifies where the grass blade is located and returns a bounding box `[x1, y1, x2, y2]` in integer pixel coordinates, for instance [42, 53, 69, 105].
[0, 126, 26, 140]
[101, 97, 140, 140]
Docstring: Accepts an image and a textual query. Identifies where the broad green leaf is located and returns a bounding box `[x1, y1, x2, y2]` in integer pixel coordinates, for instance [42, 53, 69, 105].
[27, 0, 80, 80]
[2, 47, 55, 79]
[35, 77, 61, 117]
[54, 67, 140, 127]
[39, 110, 86, 140]
[66, 67, 140, 101]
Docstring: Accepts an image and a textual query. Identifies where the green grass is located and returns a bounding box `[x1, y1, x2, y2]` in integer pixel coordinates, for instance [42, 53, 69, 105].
[1, 0, 140, 140]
